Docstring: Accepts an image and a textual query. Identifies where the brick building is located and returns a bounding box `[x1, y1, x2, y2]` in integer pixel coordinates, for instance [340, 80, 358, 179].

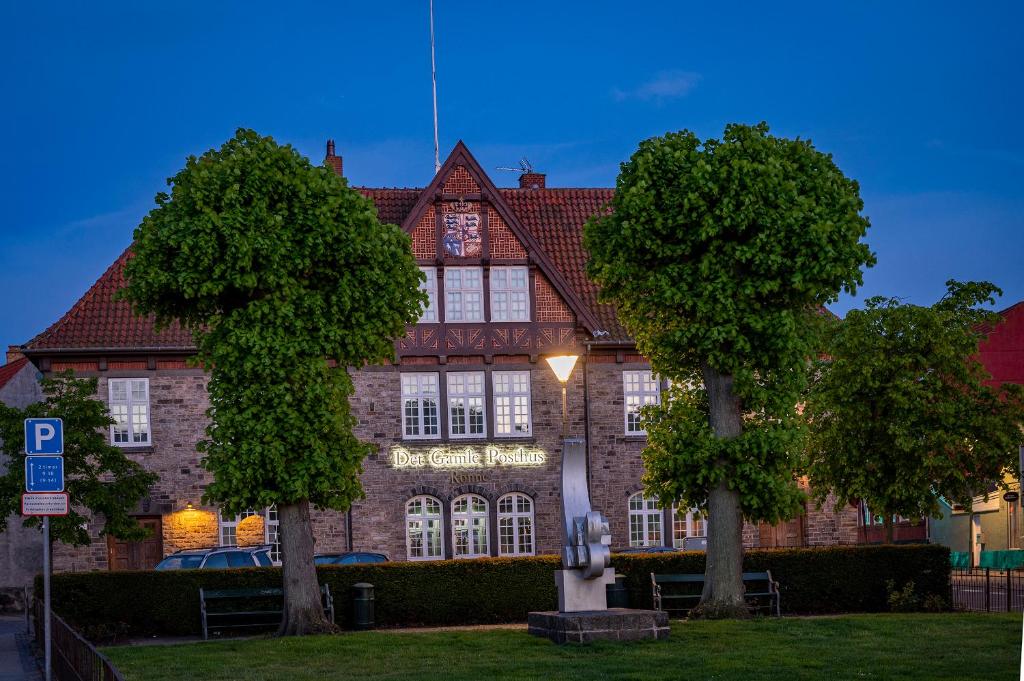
[19, 141, 859, 572]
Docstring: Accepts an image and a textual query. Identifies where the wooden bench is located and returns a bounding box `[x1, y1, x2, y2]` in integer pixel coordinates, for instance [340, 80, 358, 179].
[651, 571, 781, 617]
[200, 585, 334, 639]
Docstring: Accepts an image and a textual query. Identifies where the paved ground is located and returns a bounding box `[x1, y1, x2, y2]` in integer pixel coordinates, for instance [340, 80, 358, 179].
[0, 616, 40, 681]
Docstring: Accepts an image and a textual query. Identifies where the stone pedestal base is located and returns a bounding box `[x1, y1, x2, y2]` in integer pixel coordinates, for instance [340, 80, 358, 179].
[527, 609, 670, 644]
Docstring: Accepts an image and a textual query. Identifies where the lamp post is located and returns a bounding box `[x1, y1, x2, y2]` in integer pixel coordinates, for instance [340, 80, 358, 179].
[545, 355, 579, 439]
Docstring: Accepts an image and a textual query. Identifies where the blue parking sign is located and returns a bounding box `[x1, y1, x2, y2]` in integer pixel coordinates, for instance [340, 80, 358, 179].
[24, 418, 63, 455]
[25, 456, 64, 493]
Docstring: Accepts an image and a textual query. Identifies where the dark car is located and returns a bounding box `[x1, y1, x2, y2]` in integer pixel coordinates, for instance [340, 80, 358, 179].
[155, 546, 274, 570]
[314, 551, 389, 566]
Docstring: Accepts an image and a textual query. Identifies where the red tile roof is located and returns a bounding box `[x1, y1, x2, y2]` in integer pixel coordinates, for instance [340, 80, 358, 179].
[0, 357, 30, 390]
[25, 185, 622, 352]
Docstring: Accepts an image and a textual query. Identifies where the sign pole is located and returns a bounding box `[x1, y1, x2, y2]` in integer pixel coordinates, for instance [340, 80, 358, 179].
[43, 515, 51, 681]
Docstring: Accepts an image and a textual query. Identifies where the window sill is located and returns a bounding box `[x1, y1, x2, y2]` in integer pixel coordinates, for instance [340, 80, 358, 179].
[113, 445, 155, 453]
[623, 435, 648, 442]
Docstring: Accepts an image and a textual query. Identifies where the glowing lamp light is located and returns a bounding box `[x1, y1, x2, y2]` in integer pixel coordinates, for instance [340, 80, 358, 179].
[545, 355, 579, 384]
[184, 501, 195, 511]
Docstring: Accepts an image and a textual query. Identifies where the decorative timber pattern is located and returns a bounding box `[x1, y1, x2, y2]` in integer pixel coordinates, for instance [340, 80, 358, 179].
[398, 323, 577, 356]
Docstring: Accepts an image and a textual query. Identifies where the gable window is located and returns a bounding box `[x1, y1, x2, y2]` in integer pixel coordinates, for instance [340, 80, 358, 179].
[401, 373, 440, 439]
[490, 266, 529, 322]
[406, 496, 444, 560]
[418, 266, 438, 322]
[628, 493, 663, 548]
[447, 371, 485, 438]
[108, 378, 150, 446]
[493, 371, 531, 437]
[672, 506, 707, 548]
[452, 494, 489, 558]
[623, 371, 660, 434]
[498, 493, 534, 556]
[444, 267, 483, 322]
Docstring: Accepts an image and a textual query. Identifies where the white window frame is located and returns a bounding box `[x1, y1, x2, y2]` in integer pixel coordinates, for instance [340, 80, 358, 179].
[489, 266, 530, 322]
[108, 378, 151, 446]
[401, 373, 441, 440]
[218, 506, 281, 565]
[623, 371, 660, 435]
[671, 505, 707, 548]
[497, 493, 535, 556]
[493, 371, 532, 437]
[447, 371, 486, 438]
[444, 267, 484, 322]
[418, 266, 438, 322]
[406, 496, 444, 561]
[628, 493, 663, 548]
[452, 494, 489, 558]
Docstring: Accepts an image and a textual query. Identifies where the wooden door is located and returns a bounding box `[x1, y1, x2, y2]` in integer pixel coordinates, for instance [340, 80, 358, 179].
[107, 516, 163, 570]
[758, 514, 805, 548]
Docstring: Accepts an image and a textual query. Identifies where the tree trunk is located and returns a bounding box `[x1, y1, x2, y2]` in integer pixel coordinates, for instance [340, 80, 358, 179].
[691, 363, 749, 619]
[883, 512, 895, 544]
[277, 500, 336, 636]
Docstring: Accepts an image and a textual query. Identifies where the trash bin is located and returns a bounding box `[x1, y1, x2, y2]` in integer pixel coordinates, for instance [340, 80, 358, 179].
[606, 574, 629, 608]
[352, 582, 375, 630]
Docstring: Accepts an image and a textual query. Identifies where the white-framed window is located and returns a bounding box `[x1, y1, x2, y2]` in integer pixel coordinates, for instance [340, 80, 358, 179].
[444, 267, 484, 322]
[418, 266, 438, 322]
[406, 496, 444, 560]
[447, 371, 486, 438]
[108, 378, 151, 446]
[498, 493, 534, 556]
[218, 506, 281, 565]
[490, 266, 530, 322]
[493, 371, 532, 437]
[401, 373, 440, 439]
[623, 371, 660, 434]
[672, 506, 707, 548]
[628, 493, 663, 548]
[452, 494, 489, 558]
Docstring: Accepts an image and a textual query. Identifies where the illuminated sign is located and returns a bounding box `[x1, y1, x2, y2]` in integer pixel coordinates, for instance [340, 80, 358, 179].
[389, 444, 547, 470]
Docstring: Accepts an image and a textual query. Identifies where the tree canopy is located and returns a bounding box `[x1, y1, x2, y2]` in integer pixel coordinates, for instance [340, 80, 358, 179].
[804, 281, 1024, 539]
[0, 372, 157, 545]
[585, 122, 874, 616]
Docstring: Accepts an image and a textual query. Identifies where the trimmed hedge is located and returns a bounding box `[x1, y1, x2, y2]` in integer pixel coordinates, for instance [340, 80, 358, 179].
[40, 544, 949, 638]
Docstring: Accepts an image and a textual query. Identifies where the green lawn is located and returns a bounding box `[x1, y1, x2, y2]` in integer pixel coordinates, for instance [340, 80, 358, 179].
[104, 614, 1021, 681]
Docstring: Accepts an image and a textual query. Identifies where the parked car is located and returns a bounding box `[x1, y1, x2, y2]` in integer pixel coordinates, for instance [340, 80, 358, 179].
[314, 551, 389, 566]
[155, 546, 274, 570]
[616, 546, 684, 555]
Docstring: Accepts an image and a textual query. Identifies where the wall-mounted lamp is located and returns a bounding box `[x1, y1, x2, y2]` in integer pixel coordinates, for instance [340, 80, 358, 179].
[184, 501, 195, 511]
[545, 355, 579, 439]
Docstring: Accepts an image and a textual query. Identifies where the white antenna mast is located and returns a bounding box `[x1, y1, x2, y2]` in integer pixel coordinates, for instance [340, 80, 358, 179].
[430, 0, 441, 174]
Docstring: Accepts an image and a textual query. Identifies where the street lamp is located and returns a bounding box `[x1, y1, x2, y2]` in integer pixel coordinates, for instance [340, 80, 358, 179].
[545, 355, 579, 439]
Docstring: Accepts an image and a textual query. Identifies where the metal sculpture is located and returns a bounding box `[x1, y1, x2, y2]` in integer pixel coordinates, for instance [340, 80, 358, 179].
[555, 438, 614, 612]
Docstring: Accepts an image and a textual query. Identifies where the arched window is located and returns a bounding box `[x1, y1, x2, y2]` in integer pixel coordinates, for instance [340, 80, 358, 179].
[406, 496, 444, 560]
[672, 506, 707, 548]
[452, 494, 489, 558]
[497, 493, 534, 556]
[628, 493, 663, 547]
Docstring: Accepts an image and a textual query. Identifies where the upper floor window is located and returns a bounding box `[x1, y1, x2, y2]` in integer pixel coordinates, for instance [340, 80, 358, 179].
[628, 493, 663, 548]
[672, 506, 707, 548]
[493, 371, 531, 437]
[498, 493, 535, 556]
[401, 373, 440, 439]
[490, 266, 529, 322]
[447, 371, 485, 438]
[418, 267, 438, 322]
[445, 267, 483, 322]
[108, 378, 150, 446]
[623, 371, 660, 434]
[406, 496, 444, 560]
[452, 494, 489, 558]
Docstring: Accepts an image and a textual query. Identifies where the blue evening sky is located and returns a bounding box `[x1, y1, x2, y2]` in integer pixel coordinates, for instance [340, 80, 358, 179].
[2, 1, 1021, 351]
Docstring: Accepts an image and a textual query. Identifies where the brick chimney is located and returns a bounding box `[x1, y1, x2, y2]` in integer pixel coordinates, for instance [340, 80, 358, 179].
[325, 139, 343, 177]
[519, 172, 546, 190]
[7, 345, 25, 364]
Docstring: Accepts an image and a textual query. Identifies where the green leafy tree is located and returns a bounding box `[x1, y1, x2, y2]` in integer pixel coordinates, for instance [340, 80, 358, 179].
[585, 123, 874, 617]
[805, 281, 1024, 542]
[121, 129, 425, 635]
[0, 372, 157, 544]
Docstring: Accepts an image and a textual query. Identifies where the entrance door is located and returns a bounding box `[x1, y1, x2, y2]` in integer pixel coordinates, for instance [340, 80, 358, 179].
[107, 516, 163, 570]
[758, 514, 806, 548]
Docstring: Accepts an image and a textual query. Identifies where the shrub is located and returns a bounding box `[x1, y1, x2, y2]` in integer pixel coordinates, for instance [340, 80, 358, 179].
[886, 580, 921, 613]
[39, 544, 949, 639]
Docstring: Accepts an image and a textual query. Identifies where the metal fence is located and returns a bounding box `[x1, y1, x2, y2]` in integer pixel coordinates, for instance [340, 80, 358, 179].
[951, 568, 1024, 612]
[33, 600, 126, 681]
